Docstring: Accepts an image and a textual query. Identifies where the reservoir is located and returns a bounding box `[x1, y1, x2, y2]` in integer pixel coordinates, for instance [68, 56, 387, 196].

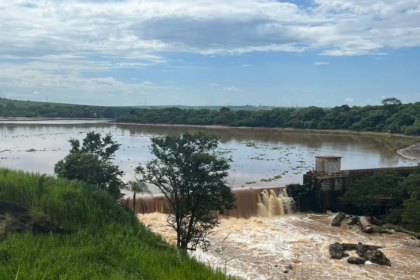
[0, 119, 418, 193]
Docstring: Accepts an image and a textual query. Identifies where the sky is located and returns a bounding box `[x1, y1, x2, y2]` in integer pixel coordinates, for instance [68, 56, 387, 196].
[0, 0, 419, 107]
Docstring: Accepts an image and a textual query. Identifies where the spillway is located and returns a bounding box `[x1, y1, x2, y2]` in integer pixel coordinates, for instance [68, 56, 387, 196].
[125, 187, 296, 219]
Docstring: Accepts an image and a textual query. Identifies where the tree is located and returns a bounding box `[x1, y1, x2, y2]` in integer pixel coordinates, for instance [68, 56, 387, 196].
[126, 177, 152, 214]
[381, 97, 402, 106]
[342, 172, 403, 215]
[402, 191, 420, 231]
[136, 132, 236, 251]
[54, 132, 124, 199]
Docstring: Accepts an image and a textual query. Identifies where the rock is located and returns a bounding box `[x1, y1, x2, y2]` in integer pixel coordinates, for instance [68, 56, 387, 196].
[329, 242, 344, 259]
[347, 257, 366, 265]
[364, 250, 391, 266]
[356, 243, 382, 256]
[331, 212, 345, 227]
[346, 216, 359, 225]
[282, 265, 293, 273]
[359, 216, 373, 233]
[342, 243, 357, 251]
[368, 217, 384, 226]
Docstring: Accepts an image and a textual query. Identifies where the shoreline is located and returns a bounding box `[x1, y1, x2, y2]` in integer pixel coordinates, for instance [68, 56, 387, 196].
[0, 117, 113, 121]
[116, 122, 420, 161]
[2, 118, 419, 161]
[114, 121, 420, 139]
[397, 142, 420, 162]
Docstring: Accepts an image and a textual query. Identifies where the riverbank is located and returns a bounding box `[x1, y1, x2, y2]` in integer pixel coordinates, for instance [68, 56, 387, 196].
[116, 122, 420, 161]
[398, 142, 420, 161]
[0, 117, 113, 122]
[115, 121, 420, 139]
[0, 169, 230, 279]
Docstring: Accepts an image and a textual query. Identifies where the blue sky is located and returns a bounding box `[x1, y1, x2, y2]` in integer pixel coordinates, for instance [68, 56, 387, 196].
[0, 0, 419, 107]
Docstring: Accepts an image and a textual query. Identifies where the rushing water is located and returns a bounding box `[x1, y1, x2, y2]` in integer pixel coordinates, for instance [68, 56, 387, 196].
[0, 120, 418, 193]
[139, 212, 420, 280]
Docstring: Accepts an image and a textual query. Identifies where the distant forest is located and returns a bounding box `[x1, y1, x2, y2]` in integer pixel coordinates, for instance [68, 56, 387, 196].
[118, 98, 420, 136]
[2, 98, 420, 136]
[0, 99, 131, 118]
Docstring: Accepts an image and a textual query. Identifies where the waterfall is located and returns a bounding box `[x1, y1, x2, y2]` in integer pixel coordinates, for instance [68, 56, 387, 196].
[131, 187, 296, 219]
[257, 188, 295, 217]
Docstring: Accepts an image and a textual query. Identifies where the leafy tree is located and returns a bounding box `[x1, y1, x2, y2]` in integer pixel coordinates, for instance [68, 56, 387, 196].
[342, 172, 403, 215]
[126, 177, 152, 214]
[382, 97, 402, 106]
[402, 191, 420, 231]
[55, 132, 124, 199]
[136, 132, 236, 251]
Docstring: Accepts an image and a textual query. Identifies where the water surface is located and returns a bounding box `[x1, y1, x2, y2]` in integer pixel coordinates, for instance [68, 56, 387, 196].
[0, 120, 417, 193]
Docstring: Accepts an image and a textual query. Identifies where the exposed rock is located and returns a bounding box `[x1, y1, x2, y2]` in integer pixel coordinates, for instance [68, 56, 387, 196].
[368, 216, 384, 226]
[329, 242, 344, 259]
[364, 250, 391, 266]
[347, 257, 366, 265]
[282, 265, 293, 273]
[342, 243, 357, 251]
[359, 216, 373, 233]
[346, 216, 359, 225]
[329, 242, 390, 266]
[356, 243, 383, 256]
[331, 212, 345, 227]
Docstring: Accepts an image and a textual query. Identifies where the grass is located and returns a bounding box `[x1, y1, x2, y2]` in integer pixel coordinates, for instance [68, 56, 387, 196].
[0, 168, 233, 280]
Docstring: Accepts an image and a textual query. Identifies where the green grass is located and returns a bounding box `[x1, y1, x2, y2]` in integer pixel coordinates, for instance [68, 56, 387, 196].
[0, 169, 233, 280]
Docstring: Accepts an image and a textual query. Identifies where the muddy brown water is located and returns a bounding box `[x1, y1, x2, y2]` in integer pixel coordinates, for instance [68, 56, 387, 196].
[139, 212, 420, 280]
[0, 120, 418, 194]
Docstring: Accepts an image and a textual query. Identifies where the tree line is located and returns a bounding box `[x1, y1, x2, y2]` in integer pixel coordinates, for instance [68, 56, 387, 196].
[343, 171, 420, 231]
[118, 98, 420, 135]
[0, 101, 132, 118]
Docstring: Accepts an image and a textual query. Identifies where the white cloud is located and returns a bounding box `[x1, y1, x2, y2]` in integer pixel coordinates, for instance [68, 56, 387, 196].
[223, 87, 241, 92]
[241, 64, 253, 67]
[1, 0, 420, 103]
[313, 62, 330, 65]
[0, 0, 419, 60]
[33, 91, 40, 95]
[345, 98, 354, 102]
[208, 83, 220, 87]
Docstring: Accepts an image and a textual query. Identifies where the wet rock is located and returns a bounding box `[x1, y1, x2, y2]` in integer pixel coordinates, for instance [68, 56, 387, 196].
[364, 250, 391, 266]
[356, 243, 382, 256]
[359, 216, 373, 233]
[329, 242, 344, 259]
[346, 216, 359, 225]
[342, 243, 357, 251]
[331, 212, 345, 227]
[368, 216, 384, 226]
[347, 257, 366, 265]
[283, 265, 293, 273]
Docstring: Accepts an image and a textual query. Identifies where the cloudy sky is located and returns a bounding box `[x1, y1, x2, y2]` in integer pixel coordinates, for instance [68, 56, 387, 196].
[1, 0, 419, 107]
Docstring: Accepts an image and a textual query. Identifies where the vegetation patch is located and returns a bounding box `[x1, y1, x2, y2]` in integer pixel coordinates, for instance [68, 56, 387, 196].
[0, 169, 232, 279]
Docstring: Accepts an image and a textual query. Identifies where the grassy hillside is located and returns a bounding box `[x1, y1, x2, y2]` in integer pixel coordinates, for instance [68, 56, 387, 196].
[0, 169, 232, 280]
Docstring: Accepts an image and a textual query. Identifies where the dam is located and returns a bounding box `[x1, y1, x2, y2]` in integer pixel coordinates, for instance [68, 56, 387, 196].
[128, 156, 419, 218]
